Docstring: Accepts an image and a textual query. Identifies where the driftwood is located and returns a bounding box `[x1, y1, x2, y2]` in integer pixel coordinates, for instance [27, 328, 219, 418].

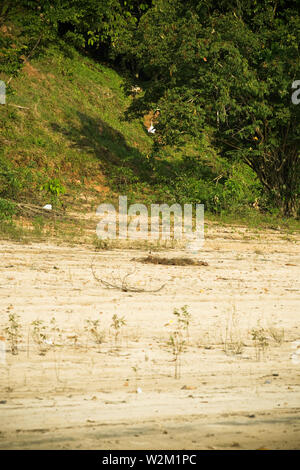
[16, 202, 65, 218]
[133, 255, 209, 266]
[91, 256, 165, 293]
[7, 104, 30, 110]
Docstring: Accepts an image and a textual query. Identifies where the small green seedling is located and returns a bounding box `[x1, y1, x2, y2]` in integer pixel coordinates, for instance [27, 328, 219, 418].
[251, 327, 269, 361]
[168, 330, 185, 379]
[31, 319, 50, 355]
[50, 316, 63, 346]
[165, 306, 192, 378]
[5, 312, 21, 355]
[84, 319, 105, 352]
[268, 326, 284, 345]
[173, 305, 192, 340]
[223, 305, 244, 356]
[111, 314, 126, 348]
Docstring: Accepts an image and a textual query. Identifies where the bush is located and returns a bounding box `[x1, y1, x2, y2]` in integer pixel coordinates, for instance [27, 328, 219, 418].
[42, 178, 66, 198]
[0, 198, 16, 220]
[155, 162, 263, 215]
[220, 164, 263, 213]
[0, 156, 22, 200]
[109, 166, 138, 191]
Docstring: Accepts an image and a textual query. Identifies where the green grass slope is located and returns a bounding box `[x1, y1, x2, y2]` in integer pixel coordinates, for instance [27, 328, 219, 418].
[1, 44, 153, 207]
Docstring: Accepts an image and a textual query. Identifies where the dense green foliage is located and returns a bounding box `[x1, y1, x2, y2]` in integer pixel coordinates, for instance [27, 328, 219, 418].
[0, 0, 299, 219]
[125, 0, 300, 216]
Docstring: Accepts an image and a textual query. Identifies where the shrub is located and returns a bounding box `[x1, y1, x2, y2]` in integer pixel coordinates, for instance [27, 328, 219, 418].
[0, 156, 22, 200]
[42, 178, 66, 198]
[0, 197, 16, 220]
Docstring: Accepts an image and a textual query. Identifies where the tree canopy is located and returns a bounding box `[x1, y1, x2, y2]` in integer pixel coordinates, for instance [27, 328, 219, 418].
[125, 0, 300, 216]
[1, 0, 299, 216]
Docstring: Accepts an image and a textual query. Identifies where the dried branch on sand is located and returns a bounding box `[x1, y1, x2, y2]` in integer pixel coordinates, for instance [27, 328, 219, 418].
[16, 202, 64, 218]
[91, 256, 165, 293]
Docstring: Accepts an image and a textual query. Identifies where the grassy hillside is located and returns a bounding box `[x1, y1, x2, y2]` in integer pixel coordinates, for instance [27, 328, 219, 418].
[0, 41, 299, 242]
[1, 44, 154, 203]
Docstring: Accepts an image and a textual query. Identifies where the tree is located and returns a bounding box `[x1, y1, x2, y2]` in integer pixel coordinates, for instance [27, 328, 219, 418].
[0, 1, 152, 54]
[126, 0, 300, 216]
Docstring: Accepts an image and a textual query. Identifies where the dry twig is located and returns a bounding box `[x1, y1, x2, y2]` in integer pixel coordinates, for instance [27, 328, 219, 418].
[91, 256, 165, 293]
